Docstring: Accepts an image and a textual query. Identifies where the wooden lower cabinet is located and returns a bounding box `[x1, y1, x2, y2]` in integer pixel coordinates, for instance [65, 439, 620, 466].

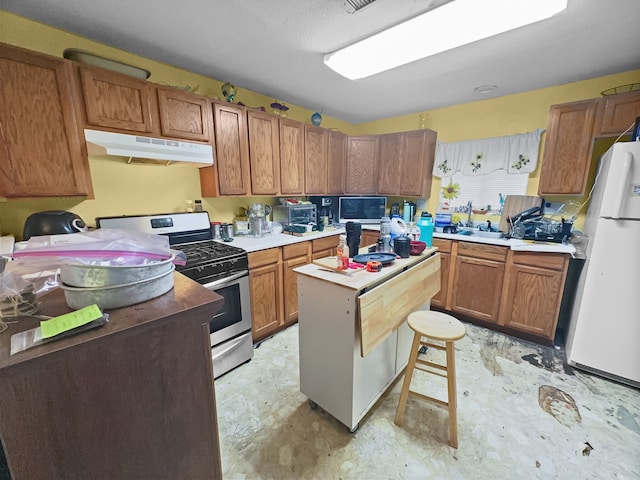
[361, 230, 379, 249]
[248, 248, 283, 341]
[433, 239, 569, 343]
[311, 234, 340, 260]
[430, 238, 451, 308]
[282, 242, 311, 325]
[249, 237, 340, 342]
[450, 254, 505, 323]
[498, 251, 568, 339]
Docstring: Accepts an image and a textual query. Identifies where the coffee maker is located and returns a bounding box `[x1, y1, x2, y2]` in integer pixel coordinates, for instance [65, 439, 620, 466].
[310, 196, 338, 225]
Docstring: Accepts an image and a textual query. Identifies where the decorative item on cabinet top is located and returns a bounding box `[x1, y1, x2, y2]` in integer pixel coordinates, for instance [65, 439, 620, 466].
[84, 129, 214, 166]
[63, 48, 150, 80]
[221, 82, 237, 102]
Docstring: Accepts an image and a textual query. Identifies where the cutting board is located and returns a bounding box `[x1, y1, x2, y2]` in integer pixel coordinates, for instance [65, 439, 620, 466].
[499, 195, 544, 233]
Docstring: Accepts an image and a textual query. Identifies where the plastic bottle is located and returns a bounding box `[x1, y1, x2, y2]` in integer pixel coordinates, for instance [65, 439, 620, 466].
[336, 234, 349, 270]
[379, 216, 392, 252]
[435, 202, 452, 229]
[417, 212, 434, 247]
[390, 214, 407, 245]
[402, 200, 411, 223]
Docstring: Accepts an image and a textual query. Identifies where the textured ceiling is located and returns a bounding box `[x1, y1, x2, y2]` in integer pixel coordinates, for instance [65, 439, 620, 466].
[1, 0, 639, 124]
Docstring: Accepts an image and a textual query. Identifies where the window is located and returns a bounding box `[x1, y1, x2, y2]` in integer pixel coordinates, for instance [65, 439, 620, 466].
[439, 170, 529, 213]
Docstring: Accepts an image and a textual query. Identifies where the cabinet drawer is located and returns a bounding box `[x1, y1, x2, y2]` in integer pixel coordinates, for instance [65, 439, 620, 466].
[283, 241, 310, 260]
[312, 235, 339, 252]
[433, 238, 452, 253]
[248, 247, 281, 268]
[458, 242, 507, 262]
[510, 251, 568, 271]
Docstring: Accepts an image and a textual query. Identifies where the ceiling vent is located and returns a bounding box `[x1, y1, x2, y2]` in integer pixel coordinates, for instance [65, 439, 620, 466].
[341, 0, 379, 14]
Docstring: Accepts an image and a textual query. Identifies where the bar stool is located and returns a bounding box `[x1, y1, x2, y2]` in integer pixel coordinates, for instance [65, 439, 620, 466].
[394, 310, 466, 448]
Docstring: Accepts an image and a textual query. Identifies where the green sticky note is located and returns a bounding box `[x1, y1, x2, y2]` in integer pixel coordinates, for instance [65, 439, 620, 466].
[40, 304, 103, 339]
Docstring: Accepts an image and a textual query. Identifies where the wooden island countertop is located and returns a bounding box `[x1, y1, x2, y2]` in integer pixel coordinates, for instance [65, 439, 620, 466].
[0, 272, 224, 480]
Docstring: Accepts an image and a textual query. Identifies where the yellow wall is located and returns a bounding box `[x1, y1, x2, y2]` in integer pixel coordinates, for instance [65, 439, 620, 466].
[1, 10, 639, 239]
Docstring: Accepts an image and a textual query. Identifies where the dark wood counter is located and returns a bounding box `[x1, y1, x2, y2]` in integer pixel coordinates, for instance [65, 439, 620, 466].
[0, 272, 224, 480]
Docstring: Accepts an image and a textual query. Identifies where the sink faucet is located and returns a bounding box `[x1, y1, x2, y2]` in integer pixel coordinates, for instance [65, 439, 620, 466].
[466, 200, 473, 227]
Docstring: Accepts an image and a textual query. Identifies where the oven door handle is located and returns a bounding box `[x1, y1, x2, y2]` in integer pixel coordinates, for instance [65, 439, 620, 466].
[203, 270, 249, 290]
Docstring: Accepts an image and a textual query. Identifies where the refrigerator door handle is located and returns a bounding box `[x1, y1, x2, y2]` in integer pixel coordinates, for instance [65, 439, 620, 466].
[613, 152, 633, 219]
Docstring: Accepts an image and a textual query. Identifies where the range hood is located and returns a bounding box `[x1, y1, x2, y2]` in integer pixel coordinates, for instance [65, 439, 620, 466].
[84, 129, 214, 167]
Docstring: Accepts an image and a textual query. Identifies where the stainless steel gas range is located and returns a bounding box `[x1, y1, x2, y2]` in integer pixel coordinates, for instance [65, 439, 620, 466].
[96, 212, 253, 378]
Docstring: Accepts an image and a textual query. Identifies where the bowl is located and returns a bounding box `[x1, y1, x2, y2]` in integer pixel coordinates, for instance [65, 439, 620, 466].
[61, 266, 175, 310]
[409, 240, 427, 255]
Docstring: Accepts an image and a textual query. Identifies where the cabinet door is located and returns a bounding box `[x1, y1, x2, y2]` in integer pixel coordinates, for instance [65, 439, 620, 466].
[279, 118, 304, 195]
[249, 261, 282, 341]
[77, 65, 155, 133]
[0, 44, 92, 197]
[345, 135, 379, 194]
[430, 252, 450, 309]
[450, 256, 504, 322]
[156, 87, 212, 142]
[204, 102, 251, 196]
[499, 264, 565, 338]
[399, 129, 436, 197]
[377, 133, 403, 195]
[248, 111, 280, 195]
[304, 125, 328, 194]
[283, 254, 310, 325]
[597, 91, 640, 136]
[361, 230, 379, 248]
[538, 100, 598, 195]
[327, 130, 346, 195]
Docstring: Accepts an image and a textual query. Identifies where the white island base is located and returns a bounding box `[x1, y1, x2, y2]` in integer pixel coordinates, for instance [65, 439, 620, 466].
[295, 250, 440, 432]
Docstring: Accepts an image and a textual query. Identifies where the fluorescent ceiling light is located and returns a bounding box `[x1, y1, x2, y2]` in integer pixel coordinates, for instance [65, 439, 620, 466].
[324, 0, 567, 80]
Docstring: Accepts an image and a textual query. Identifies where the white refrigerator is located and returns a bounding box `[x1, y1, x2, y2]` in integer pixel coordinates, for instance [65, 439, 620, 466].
[566, 141, 640, 388]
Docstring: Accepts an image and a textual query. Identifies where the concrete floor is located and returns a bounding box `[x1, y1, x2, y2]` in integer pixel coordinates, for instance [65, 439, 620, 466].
[214, 322, 640, 479]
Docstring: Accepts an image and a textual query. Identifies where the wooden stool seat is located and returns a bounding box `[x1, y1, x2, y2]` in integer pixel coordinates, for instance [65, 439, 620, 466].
[394, 310, 466, 448]
[408, 310, 466, 342]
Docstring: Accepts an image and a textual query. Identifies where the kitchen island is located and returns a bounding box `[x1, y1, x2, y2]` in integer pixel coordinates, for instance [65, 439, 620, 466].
[0, 272, 224, 480]
[294, 248, 441, 432]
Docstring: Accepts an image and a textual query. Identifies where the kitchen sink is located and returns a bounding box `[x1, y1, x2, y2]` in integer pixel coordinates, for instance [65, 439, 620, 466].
[458, 228, 505, 239]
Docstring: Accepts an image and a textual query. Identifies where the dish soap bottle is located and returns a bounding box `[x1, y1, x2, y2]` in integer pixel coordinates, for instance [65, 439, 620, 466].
[417, 212, 434, 247]
[336, 234, 349, 270]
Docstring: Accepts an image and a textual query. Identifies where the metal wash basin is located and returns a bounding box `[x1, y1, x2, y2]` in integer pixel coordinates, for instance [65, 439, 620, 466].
[458, 227, 505, 239]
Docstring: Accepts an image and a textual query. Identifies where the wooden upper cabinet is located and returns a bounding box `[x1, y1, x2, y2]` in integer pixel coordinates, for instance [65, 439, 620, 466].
[247, 110, 280, 195]
[0, 43, 92, 198]
[377, 133, 403, 195]
[201, 101, 250, 196]
[377, 129, 437, 197]
[538, 99, 598, 196]
[156, 86, 212, 142]
[279, 118, 304, 195]
[76, 65, 155, 134]
[597, 90, 640, 137]
[327, 130, 346, 195]
[400, 129, 436, 197]
[304, 125, 328, 195]
[345, 135, 379, 194]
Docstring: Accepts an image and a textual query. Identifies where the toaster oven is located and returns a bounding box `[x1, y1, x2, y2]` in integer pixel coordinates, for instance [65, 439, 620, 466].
[272, 204, 317, 226]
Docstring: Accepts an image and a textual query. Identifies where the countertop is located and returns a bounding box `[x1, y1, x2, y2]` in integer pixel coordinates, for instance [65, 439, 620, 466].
[219, 224, 575, 255]
[223, 227, 345, 252]
[294, 246, 439, 291]
[359, 225, 576, 255]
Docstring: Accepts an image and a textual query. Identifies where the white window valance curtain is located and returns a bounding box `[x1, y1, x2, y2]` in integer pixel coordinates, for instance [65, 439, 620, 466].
[433, 129, 544, 177]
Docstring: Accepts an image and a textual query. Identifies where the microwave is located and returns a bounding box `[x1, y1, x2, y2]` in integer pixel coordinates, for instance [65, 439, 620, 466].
[338, 196, 387, 224]
[272, 204, 317, 226]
